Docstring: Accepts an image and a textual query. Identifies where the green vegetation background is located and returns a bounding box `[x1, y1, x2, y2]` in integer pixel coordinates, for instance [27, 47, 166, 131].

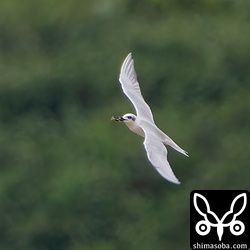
[0, 1, 249, 249]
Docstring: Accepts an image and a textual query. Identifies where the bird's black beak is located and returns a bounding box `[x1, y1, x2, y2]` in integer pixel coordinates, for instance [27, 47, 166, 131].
[111, 116, 125, 122]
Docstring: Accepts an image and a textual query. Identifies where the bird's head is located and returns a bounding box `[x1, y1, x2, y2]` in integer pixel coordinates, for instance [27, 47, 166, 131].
[111, 113, 136, 123]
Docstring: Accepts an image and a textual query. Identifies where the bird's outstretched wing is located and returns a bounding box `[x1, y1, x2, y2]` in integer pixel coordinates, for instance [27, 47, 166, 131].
[119, 53, 155, 124]
[141, 124, 180, 184]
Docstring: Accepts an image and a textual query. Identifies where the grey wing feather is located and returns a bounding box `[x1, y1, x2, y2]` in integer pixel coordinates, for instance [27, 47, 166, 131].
[119, 53, 155, 124]
[141, 126, 180, 184]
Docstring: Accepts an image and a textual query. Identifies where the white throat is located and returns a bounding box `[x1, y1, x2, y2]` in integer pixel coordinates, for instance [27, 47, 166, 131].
[124, 121, 145, 137]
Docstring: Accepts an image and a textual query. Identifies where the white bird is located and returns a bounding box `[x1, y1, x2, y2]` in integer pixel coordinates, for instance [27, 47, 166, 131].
[112, 53, 188, 184]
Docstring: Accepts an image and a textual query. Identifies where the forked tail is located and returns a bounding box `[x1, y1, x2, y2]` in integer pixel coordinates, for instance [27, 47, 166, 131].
[163, 136, 189, 157]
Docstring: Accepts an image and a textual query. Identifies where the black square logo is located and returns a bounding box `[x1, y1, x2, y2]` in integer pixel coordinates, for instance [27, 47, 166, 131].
[190, 190, 250, 250]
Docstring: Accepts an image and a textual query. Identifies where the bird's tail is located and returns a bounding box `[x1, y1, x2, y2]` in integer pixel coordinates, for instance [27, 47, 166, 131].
[163, 135, 189, 157]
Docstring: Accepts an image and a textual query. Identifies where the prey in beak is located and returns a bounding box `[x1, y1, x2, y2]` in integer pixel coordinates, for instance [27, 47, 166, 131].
[111, 116, 125, 122]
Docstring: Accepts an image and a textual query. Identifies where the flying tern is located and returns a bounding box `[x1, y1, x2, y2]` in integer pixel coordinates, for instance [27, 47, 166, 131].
[112, 53, 188, 184]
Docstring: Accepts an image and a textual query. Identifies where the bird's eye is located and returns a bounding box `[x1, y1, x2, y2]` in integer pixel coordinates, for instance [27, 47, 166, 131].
[127, 116, 132, 119]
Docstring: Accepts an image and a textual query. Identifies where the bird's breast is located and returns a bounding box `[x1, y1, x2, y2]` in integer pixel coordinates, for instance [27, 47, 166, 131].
[125, 122, 145, 137]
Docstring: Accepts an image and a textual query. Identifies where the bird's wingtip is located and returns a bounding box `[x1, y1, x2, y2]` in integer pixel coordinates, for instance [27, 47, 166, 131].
[127, 52, 132, 59]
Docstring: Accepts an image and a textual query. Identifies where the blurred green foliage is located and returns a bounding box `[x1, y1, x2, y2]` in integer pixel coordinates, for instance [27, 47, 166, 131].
[0, 0, 250, 249]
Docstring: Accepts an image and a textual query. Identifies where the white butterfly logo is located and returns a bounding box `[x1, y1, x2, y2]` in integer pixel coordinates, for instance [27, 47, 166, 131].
[193, 193, 247, 241]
